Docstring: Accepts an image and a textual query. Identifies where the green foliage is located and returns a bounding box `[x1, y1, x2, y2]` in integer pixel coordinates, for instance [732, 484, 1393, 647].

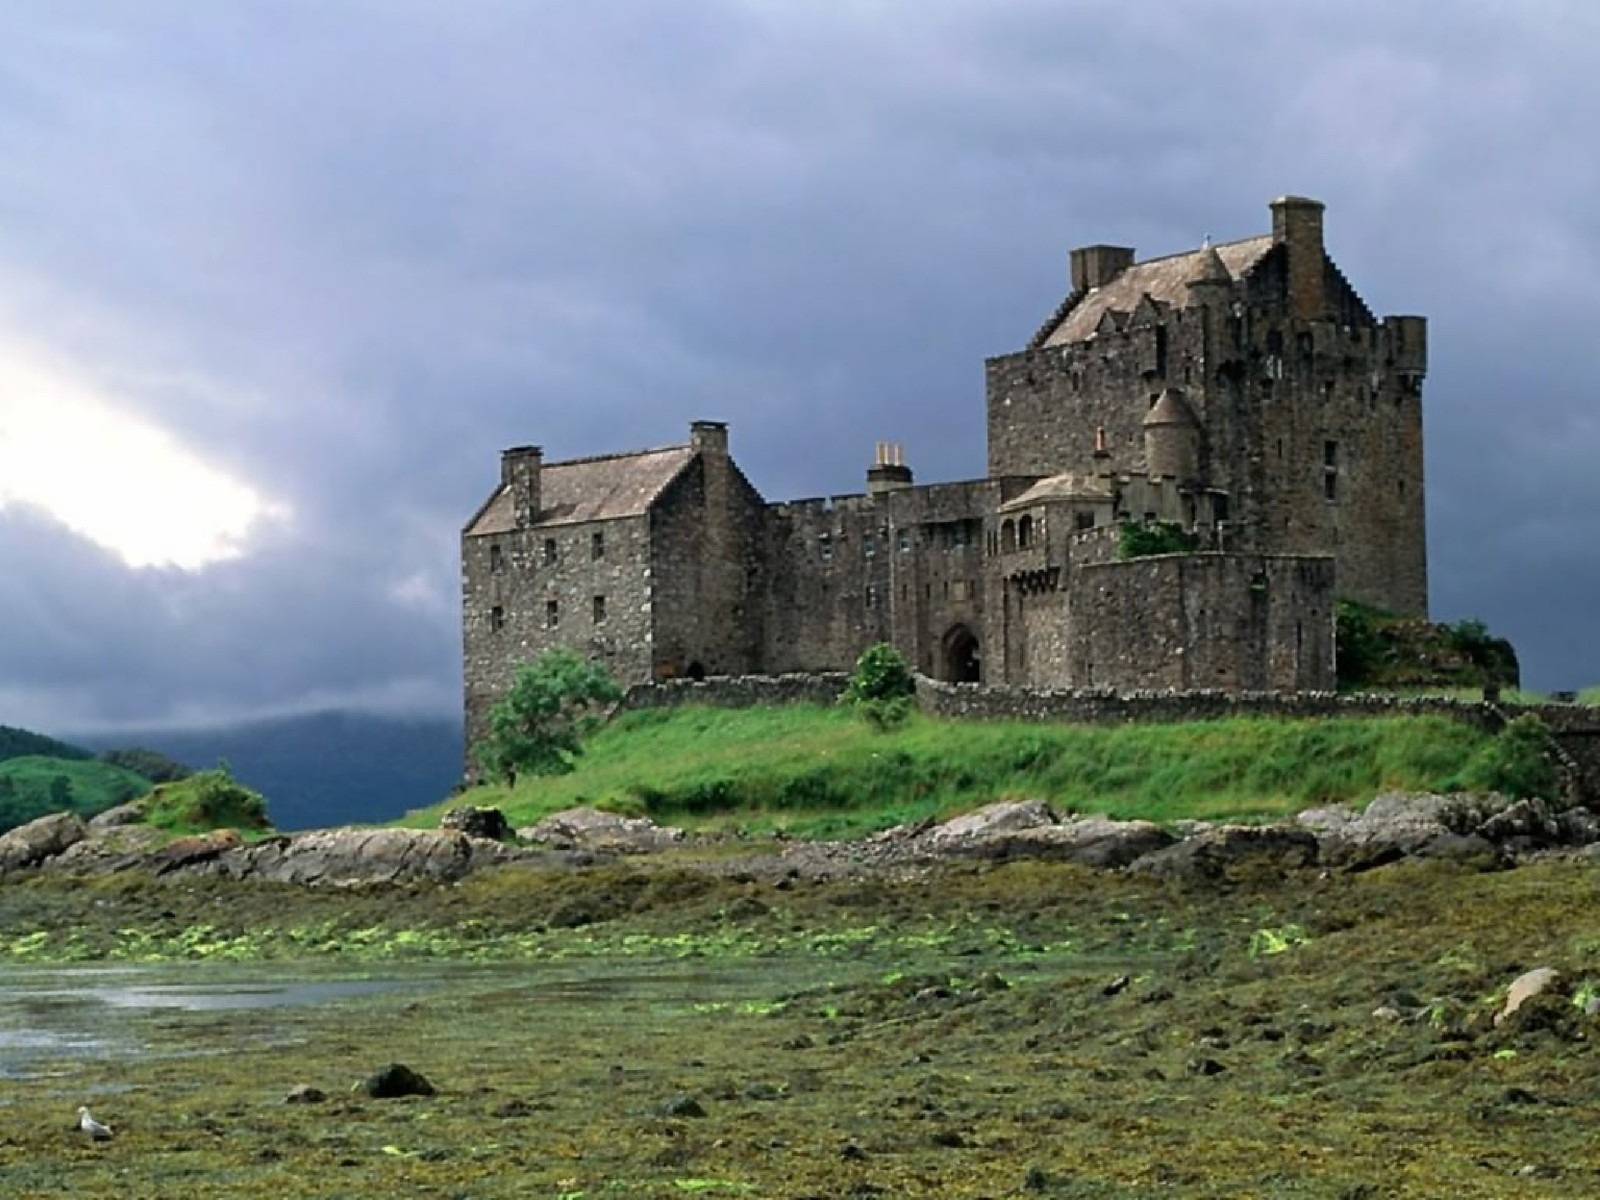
[474, 649, 624, 783]
[143, 766, 273, 834]
[98, 746, 192, 784]
[1335, 600, 1386, 686]
[841, 643, 916, 730]
[0, 755, 151, 833]
[1337, 601, 1520, 690]
[1116, 520, 1199, 560]
[1443, 617, 1520, 686]
[422, 703, 1499, 840]
[1449, 714, 1560, 799]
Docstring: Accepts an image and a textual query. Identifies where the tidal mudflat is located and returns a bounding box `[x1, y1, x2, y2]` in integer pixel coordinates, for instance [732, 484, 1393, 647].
[2, 858, 1599, 1197]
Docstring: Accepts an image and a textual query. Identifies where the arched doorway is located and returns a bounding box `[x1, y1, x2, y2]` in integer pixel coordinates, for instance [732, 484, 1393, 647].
[942, 625, 981, 683]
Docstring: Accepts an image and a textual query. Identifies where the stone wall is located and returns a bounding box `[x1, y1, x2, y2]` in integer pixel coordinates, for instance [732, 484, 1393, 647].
[462, 512, 655, 759]
[649, 447, 769, 680]
[620, 673, 850, 711]
[1064, 552, 1335, 692]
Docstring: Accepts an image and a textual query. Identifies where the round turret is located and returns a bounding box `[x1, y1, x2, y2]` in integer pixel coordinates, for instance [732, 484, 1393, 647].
[1143, 388, 1200, 479]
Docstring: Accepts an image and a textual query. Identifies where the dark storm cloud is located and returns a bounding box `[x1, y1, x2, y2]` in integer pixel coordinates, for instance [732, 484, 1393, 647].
[0, 0, 1594, 729]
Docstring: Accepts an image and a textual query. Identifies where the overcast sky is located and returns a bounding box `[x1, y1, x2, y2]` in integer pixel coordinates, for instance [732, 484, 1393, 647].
[0, 1, 1594, 732]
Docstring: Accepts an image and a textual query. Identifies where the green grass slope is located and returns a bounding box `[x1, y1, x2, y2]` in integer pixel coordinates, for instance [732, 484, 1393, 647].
[415, 704, 1499, 837]
[0, 755, 152, 832]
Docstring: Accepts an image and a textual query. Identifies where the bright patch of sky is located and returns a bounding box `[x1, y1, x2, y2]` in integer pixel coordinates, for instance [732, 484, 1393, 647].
[0, 337, 284, 570]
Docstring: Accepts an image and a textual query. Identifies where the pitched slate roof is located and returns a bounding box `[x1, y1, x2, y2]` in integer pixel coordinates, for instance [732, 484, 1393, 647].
[1034, 235, 1273, 349]
[464, 444, 695, 537]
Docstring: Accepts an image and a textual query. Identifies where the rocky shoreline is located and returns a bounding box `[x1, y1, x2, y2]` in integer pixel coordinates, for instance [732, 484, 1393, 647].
[2, 788, 1597, 889]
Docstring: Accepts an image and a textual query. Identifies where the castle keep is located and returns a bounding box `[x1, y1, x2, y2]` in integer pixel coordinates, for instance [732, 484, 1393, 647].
[463, 197, 1427, 754]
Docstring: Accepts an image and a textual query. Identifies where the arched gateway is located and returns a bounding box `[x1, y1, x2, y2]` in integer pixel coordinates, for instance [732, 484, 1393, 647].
[942, 625, 981, 683]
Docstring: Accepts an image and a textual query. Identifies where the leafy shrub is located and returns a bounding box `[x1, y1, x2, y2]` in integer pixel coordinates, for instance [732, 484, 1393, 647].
[1116, 520, 1199, 559]
[1335, 600, 1389, 686]
[144, 766, 272, 833]
[841, 643, 916, 730]
[475, 648, 623, 782]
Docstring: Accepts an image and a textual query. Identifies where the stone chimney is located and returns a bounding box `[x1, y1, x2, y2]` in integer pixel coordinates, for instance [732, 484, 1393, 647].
[867, 442, 913, 495]
[690, 419, 728, 458]
[500, 445, 542, 529]
[1070, 244, 1136, 293]
[1270, 195, 1326, 322]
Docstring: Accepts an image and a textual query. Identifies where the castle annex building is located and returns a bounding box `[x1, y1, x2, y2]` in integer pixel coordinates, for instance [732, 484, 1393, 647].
[462, 197, 1427, 752]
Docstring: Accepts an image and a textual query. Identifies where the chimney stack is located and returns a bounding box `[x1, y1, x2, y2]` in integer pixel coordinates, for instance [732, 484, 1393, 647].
[867, 442, 913, 495]
[1270, 195, 1327, 322]
[501, 445, 543, 529]
[1070, 244, 1135, 293]
[690, 419, 728, 458]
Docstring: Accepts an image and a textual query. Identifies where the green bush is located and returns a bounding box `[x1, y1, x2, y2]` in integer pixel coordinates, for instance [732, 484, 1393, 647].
[144, 766, 272, 834]
[474, 649, 624, 782]
[1116, 520, 1199, 560]
[841, 643, 916, 730]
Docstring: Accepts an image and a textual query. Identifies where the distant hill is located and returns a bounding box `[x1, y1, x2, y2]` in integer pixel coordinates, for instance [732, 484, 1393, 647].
[0, 754, 151, 832]
[0, 724, 92, 765]
[69, 711, 464, 831]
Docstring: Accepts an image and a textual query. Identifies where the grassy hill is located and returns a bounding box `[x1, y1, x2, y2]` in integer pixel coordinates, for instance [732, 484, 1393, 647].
[415, 703, 1513, 838]
[0, 755, 151, 832]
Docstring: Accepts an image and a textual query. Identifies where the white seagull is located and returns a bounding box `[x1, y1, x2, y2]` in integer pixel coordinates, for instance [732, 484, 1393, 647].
[77, 1106, 114, 1141]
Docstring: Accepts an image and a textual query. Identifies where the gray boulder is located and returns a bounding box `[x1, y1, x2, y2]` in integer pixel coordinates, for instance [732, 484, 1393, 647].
[0, 812, 87, 873]
[88, 801, 148, 829]
[214, 828, 522, 886]
[928, 811, 1173, 869]
[521, 806, 685, 853]
[1129, 823, 1319, 882]
[922, 799, 1057, 846]
[440, 805, 510, 840]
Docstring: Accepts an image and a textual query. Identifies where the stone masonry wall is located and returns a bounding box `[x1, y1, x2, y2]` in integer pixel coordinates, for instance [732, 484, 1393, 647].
[462, 512, 654, 761]
[1064, 553, 1335, 692]
[650, 453, 768, 680]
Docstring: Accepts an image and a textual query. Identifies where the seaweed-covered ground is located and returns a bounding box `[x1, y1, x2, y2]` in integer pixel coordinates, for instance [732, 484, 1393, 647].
[3, 856, 1600, 1197]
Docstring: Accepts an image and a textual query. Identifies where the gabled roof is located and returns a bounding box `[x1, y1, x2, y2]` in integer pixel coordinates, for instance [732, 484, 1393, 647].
[1035, 235, 1272, 349]
[465, 444, 695, 537]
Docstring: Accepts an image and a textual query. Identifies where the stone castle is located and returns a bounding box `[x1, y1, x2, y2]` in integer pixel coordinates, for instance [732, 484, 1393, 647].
[462, 196, 1427, 754]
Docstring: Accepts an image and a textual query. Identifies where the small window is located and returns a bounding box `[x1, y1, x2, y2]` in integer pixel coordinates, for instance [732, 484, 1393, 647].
[865, 585, 877, 608]
[489, 543, 504, 572]
[897, 529, 911, 552]
[1001, 519, 1017, 553]
[593, 595, 606, 624]
[1323, 440, 1338, 467]
[543, 538, 558, 566]
[864, 533, 876, 558]
[546, 599, 559, 628]
[1323, 440, 1339, 502]
[819, 533, 833, 562]
[490, 605, 505, 631]
[1075, 511, 1095, 531]
[591, 531, 605, 561]
[1018, 515, 1034, 549]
